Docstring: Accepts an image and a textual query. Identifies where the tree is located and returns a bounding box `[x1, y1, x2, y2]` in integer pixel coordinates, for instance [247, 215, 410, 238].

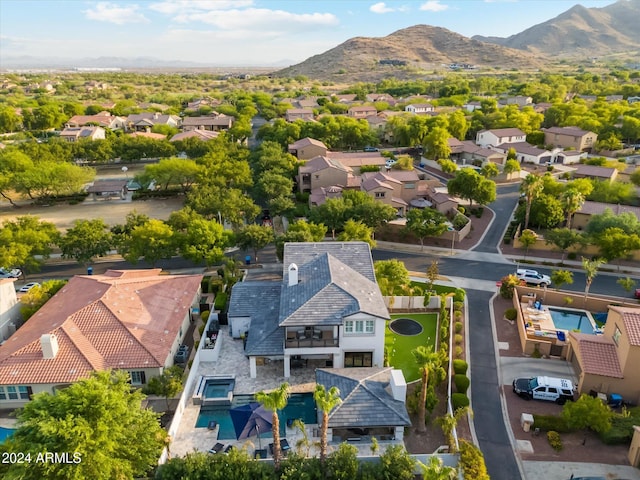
[404, 208, 448, 250]
[235, 224, 274, 262]
[480, 162, 499, 179]
[314, 384, 342, 464]
[118, 219, 176, 266]
[275, 220, 327, 260]
[438, 159, 458, 174]
[518, 229, 537, 259]
[592, 227, 640, 271]
[520, 173, 544, 229]
[561, 188, 585, 229]
[19, 279, 67, 320]
[562, 394, 613, 435]
[337, 219, 375, 248]
[585, 208, 640, 236]
[254, 171, 295, 216]
[519, 193, 565, 229]
[419, 456, 458, 480]
[307, 198, 347, 239]
[378, 444, 416, 480]
[169, 212, 231, 267]
[0, 216, 59, 276]
[14, 161, 95, 200]
[544, 228, 583, 263]
[550, 270, 573, 291]
[631, 167, 640, 187]
[447, 168, 496, 207]
[436, 406, 469, 454]
[617, 276, 636, 294]
[138, 158, 202, 193]
[374, 259, 410, 295]
[342, 190, 396, 229]
[502, 159, 521, 175]
[582, 257, 604, 302]
[412, 345, 443, 433]
[255, 382, 290, 469]
[59, 219, 113, 265]
[0, 371, 166, 480]
[143, 366, 184, 412]
[426, 259, 439, 291]
[423, 126, 451, 160]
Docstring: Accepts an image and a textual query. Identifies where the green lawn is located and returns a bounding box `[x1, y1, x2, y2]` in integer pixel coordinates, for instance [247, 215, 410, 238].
[385, 313, 438, 382]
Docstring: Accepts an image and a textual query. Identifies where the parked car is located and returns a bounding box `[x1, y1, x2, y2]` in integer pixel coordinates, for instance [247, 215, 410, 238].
[18, 282, 40, 293]
[516, 268, 551, 287]
[634, 288, 640, 299]
[513, 376, 575, 405]
[0, 267, 22, 278]
[363, 146, 379, 152]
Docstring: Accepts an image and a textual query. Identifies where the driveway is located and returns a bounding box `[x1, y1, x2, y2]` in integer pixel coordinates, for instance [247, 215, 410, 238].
[499, 357, 578, 387]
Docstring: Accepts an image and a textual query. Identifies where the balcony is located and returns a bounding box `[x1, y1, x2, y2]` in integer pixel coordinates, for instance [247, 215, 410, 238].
[285, 327, 338, 349]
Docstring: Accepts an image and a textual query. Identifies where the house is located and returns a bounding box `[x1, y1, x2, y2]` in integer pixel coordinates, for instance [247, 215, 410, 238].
[0, 279, 21, 343]
[331, 94, 357, 104]
[542, 126, 598, 153]
[288, 137, 328, 160]
[86, 179, 129, 200]
[170, 130, 219, 142]
[571, 202, 640, 231]
[327, 151, 386, 175]
[309, 185, 344, 207]
[228, 242, 389, 378]
[128, 131, 167, 141]
[181, 115, 233, 132]
[360, 169, 432, 217]
[404, 103, 435, 114]
[567, 306, 640, 404]
[463, 101, 482, 112]
[0, 270, 203, 408]
[285, 109, 314, 122]
[492, 142, 552, 164]
[315, 367, 411, 442]
[59, 126, 106, 142]
[297, 156, 353, 193]
[499, 96, 533, 107]
[476, 128, 526, 148]
[572, 164, 618, 182]
[551, 149, 584, 165]
[348, 106, 377, 119]
[126, 112, 181, 132]
[366, 93, 396, 106]
[66, 111, 126, 130]
[451, 139, 507, 165]
[424, 185, 459, 215]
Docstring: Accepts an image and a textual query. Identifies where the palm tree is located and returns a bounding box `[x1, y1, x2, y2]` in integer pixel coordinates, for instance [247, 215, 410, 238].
[314, 384, 342, 464]
[436, 406, 470, 454]
[561, 188, 585, 229]
[419, 456, 458, 480]
[582, 257, 604, 303]
[255, 382, 290, 468]
[292, 419, 311, 457]
[412, 345, 442, 433]
[520, 173, 544, 229]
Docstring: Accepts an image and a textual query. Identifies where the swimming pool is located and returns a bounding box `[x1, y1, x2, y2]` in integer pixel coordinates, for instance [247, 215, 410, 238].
[0, 427, 16, 443]
[196, 393, 317, 440]
[548, 307, 596, 334]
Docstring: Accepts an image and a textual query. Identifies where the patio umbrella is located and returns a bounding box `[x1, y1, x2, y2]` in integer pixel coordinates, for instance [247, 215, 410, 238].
[229, 402, 272, 450]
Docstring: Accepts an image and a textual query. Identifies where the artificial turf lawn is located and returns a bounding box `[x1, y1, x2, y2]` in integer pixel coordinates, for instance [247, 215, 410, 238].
[385, 313, 438, 382]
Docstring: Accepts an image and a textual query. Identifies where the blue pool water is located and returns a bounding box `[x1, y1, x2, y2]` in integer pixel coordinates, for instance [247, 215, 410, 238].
[0, 427, 16, 443]
[548, 307, 595, 334]
[196, 393, 317, 440]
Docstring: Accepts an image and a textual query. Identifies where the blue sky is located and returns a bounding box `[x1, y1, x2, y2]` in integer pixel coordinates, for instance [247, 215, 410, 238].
[0, 0, 620, 66]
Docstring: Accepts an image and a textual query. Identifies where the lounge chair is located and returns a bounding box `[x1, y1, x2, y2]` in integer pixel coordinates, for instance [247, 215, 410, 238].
[280, 438, 291, 451]
[224, 444, 235, 453]
[254, 448, 267, 459]
[208, 442, 224, 454]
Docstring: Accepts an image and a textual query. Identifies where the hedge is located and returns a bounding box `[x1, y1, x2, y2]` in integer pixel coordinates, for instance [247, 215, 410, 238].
[452, 393, 469, 411]
[599, 407, 640, 445]
[453, 359, 468, 375]
[532, 414, 571, 433]
[454, 374, 470, 393]
[459, 440, 489, 480]
[214, 292, 228, 311]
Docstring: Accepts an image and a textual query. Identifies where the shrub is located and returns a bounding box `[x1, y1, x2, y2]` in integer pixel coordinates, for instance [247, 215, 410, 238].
[459, 440, 490, 480]
[214, 292, 228, 311]
[453, 359, 468, 375]
[454, 321, 463, 334]
[532, 414, 571, 433]
[455, 346, 463, 358]
[547, 431, 563, 451]
[451, 393, 469, 410]
[503, 237, 511, 245]
[454, 310, 463, 321]
[457, 206, 465, 215]
[454, 334, 463, 345]
[454, 374, 470, 393]
[453, 301, 463, 312]
[599, 408, 640, 444]
[198, 324, 206, 337]
[453, 288, 466, 302]
[201, 310, 210, 324]
[505, 308, 517, 321]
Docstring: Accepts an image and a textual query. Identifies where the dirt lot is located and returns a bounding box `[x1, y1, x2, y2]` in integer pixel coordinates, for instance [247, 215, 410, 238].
[493, 296, 632, 465]
[0, 196, 185, 231]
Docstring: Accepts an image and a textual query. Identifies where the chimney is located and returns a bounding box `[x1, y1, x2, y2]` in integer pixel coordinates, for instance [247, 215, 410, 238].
[288, 263, 298, 287]
[41, 334, 59, 359]
[389, 369, 407, 403]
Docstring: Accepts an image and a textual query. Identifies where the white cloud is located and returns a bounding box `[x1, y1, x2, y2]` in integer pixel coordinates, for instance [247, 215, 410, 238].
[84, 2, 149, 25]
[370, 2, 394, 14]
[419, 1, 448, 12]
[172, 8, 338, 32]
[149, 0, 253, 15]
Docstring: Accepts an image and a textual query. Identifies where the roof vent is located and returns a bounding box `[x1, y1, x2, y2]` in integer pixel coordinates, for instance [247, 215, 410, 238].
[41, 334, 59, 359]
[288, 263, 299, 287]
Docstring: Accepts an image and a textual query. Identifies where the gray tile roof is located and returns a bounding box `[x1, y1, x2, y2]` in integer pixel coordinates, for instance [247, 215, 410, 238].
[279, 243, 388, 327]
[316, 368, 411, 428]
[229, 281, 284, 356]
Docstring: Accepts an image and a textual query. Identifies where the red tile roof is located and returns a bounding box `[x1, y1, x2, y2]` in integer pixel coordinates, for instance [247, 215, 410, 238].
[0, 270, 202, 385]
[570, 332, 623, 378]
[610, 306, 640, 346]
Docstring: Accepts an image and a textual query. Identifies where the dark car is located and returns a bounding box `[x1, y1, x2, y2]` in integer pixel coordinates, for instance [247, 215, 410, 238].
[635, 288, 640, 299]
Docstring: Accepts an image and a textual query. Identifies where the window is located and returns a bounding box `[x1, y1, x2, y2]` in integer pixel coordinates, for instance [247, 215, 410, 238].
[0, 386, 30, 401]
[344, 352, 373, 367]
[344, 319, 374, 334]
[130, 371, 147, 385]
[375, 192, 385, 198]
[404, 183, 415, 189]
[613, 326, 622, 346]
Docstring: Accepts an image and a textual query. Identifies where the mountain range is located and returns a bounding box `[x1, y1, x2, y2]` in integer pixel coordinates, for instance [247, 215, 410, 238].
[276, 0, 640, 81]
